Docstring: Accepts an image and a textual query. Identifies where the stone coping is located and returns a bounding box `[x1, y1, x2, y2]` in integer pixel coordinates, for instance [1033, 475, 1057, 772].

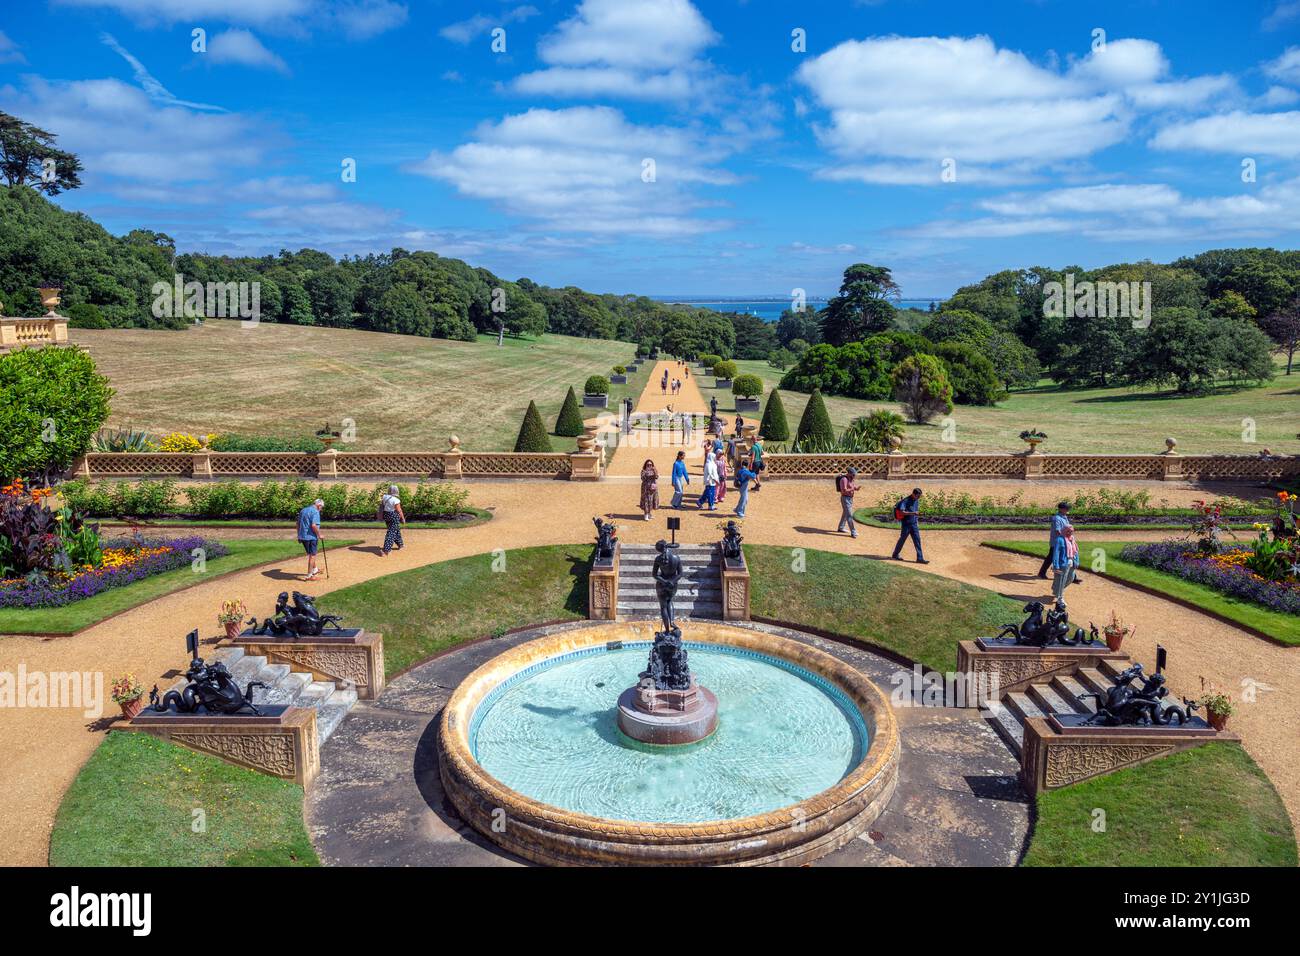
[437, 620, 899, 865]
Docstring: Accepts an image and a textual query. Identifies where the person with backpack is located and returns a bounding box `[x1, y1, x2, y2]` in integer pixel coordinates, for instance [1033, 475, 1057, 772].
[379, 485, 405, 556]
[836, 467, 860, 538]
[891, 488, 928, 563]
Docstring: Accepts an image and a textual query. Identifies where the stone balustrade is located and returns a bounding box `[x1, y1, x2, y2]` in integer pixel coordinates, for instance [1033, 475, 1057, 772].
[0, 315, 69, 352]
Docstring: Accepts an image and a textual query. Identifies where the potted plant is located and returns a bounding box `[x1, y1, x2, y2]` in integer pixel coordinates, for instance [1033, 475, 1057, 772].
[1019, 428, 1047, 452]
[1197, 680, 1234, 731]
[1101, 610, 1131, 652]
[713, 360, 738, 388]
[732, 373, 764, 413]
[583, 375, 610, 408]
[610, 365, 628, 385]
[111, 673, 146, 720]
[316, 422, 342, 448]
[218, 598, 248, 640]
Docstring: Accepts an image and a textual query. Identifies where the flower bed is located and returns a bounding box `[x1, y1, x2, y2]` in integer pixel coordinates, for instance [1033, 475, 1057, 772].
[0, 535, 228, 609]
[1119, 541, 1300, 615]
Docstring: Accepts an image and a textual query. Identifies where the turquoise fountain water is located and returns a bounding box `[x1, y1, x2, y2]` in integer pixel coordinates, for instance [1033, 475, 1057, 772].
[469, 642, 869, 823]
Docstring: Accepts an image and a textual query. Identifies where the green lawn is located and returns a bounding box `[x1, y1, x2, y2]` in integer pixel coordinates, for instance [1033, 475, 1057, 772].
[100, 510, 492, 530]
[324, 543, 592, 676]
[738, 358, 1300, 455]
[0, 539, 356, 636]
[50, 732, 318, 867]
[986, 540, 1300, 646]
[745, 543, 1021, 671]
[1023, 743, 1297, 867]
[73, 324, 638, 452]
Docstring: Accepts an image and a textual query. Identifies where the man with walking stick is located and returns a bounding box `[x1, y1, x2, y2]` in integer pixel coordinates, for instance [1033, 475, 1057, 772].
[297, 497, 326, 580]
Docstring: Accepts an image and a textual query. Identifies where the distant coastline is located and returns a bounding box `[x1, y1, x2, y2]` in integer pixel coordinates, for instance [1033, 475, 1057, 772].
[651, 296, 943, 321]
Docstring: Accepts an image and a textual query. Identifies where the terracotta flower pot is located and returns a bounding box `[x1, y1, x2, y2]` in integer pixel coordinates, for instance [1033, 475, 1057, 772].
[224, 620, 242, 640]
[1207, 710, 1229, 731]
[1104, 628, 1126, 652]
[119, 696, 145, 721]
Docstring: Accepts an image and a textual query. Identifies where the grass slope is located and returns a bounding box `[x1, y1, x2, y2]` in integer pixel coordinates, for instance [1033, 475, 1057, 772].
[1023, 743, 1296, 867]
[0, 539, 356, 636]
[73, 324, 637, 452]
[323, 543, 592, 676]
[738, 358, 1300, 455]
[986, 540, 1300, 646]
[50, 732, 318, 867]
[745, 543, 1021, 671]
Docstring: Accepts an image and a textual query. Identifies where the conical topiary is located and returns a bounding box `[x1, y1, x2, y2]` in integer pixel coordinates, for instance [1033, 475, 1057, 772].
[795, 388, 834, 446]
[514, 400, 553, 452]
[758, 389, 790, 442]
[554, 386, 585, 437]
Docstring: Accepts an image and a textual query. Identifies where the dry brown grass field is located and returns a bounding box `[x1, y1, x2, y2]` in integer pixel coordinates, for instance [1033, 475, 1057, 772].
[73, 322, 638, 451]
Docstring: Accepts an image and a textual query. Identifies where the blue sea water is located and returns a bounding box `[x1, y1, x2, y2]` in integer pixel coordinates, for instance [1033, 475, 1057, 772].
[655, 298, 941, 321]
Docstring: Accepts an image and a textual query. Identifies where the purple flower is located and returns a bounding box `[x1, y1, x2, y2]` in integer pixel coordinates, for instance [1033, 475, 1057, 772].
[1120, 541, 1300, 615]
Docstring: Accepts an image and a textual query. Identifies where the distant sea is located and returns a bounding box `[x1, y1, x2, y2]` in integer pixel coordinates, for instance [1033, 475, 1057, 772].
[653, 297, 942, 321]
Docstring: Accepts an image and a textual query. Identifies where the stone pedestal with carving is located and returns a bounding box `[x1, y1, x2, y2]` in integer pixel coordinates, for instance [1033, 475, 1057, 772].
[121, 706, 320, 786]
[224, 628, 385, 700]
[316, 447, 338, 478]
[720, 555, 750, 621]
[1021, 715, 1236, 795]
[956, 640, 1126, 703]
[616, 676, 719, 746]
[1022, 450, 1044, 479]
[588, 542, 619, 621]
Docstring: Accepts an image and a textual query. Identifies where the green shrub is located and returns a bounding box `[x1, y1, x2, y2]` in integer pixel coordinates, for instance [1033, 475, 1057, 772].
[698, 353, 723, 369]
[583, 375, 610, 395]
[796, 388, 834, 445]
[758, 389, 790, 441]
[65, 303, 109, 329]
[514, 400, 553, 452]
[732, 373, 763, 398]
[844, 410, 906, 453]
[892, 353, 954, 423]
[178, 480, 468, 520]
[91, 426, 152, 452]
[554, 386, 585, 437]
[934, 341, 1006, 406]
[0, 346, 113, 483]
[612, 365, 626, 375]
[713, 360, 738, 380]
[61, 479, 179, 517]
[208, 433, 327, 453]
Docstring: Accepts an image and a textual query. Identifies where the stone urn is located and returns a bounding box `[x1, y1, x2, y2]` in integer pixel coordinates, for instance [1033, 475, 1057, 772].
[38, 286, 62, 313]
[888, 434, 903, 453]
[577, 434, 596, 453]
[1163, 437, 1178, 454]
[448, 435, 461, 451]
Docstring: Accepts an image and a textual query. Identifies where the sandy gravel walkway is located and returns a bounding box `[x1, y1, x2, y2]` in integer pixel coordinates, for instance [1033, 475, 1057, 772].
[0, 360, 1293, 865]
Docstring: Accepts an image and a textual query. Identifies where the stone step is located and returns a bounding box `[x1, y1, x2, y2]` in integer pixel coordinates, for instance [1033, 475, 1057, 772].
[256, 662, 291, 686]
[295, 680, 340, 708]
[988, 705, 1025, 756]
[1075, 668, 1114, 698]
[228, 654, 267, 685]
[250, 670, 312, 707]
[1005, 691, 1047, 723]
[213, 646, 245, 667]
[618, 584, 721, 595]
[1027, 682, 1081, 716]
[1053, 674, 1097, 712]
[620, 557, 719, 568]
[1098, 657, 1128, 679]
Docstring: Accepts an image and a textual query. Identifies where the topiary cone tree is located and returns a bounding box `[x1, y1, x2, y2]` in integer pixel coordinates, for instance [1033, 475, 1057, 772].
[554, 386, 585, 437]
[758, 388, 790, 441]
[514, 400, 553, 452]
[796, 388, 834, 445]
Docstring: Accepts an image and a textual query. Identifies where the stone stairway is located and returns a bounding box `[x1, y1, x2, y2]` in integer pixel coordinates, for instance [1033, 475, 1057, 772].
[988, 656, 1129, 756]
[202, 645, 358, 746]
[617, 544, 723, 620]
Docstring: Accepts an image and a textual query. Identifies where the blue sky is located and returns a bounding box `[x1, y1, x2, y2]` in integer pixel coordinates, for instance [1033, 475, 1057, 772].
[1, 0, 1298, 297]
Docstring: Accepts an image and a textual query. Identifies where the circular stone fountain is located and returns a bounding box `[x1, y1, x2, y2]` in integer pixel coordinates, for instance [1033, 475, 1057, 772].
[438, 621, 899, 866]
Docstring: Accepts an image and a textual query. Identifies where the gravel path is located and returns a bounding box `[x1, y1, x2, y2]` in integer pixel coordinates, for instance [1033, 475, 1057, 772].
[0, 360, 1292, 865]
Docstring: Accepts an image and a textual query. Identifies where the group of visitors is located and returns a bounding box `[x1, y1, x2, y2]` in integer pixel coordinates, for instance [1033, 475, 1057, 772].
[636, 427, 763, 520]
[1040, 500, 1084, 607]
[294, 485, 408, 579]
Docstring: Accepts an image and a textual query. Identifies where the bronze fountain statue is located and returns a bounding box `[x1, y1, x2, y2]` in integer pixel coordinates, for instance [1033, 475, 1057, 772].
[247, 591, 344, 637]
[148, 629, 264, 715]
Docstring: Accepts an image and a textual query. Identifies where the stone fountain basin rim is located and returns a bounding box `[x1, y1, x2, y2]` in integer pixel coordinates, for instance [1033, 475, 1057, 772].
[438, 620, 899, 841]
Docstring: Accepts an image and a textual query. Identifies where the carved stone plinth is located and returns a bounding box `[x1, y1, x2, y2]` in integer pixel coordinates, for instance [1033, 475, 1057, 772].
[616, 676, 718, 745]
[569, 450, 602, 481]
[122, 706, 319, 786]
[720, 557, 750, 621]
[224, 628, 385, 700]
[1021, 715, 1236, 795]
[588, 542, 619, 621]
[956, 640, 1127, 704]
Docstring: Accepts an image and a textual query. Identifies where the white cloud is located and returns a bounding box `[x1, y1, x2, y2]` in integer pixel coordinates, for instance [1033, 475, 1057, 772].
[0, 30, 25, 65]
[1265, 46, 1300, 86]
[335, 1, 408, 40]
[1264, 1, 1300, 31]
[408, 106, 737, 236]
[1262, 86, 1300, 107]
[55, 0, 406, 38]
[1150, 110, 1300, 156]
[207, 29, 290, 74]
[100, 32, 226, 111]
[439, 5, 537, 45]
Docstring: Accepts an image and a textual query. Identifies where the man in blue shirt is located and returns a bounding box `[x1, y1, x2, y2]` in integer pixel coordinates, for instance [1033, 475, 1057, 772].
[890, 488, 928, 563]
[670, 450, 690, 508]
[1037, 501, 1084, 581]
[297, 498, 324, 580]
[734, 462, 756, 518]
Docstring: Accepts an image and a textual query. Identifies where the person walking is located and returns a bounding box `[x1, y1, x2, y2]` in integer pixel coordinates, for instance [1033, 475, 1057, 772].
[890, 487, 928, 563]
[714, 450, 728, 504]
[836, 467, 860, 538]
[671, 450, 690, 508]
[639, 458, 660, 520]
[697, 451, 719, 510]
[734, 459, 756, 518]
[1050, 524, 1080, 606]
[1037, 501, 1084, 582]
[297, 497, 325, 580]
[379, 484, 405, 556]
[750, 436, 765, 490]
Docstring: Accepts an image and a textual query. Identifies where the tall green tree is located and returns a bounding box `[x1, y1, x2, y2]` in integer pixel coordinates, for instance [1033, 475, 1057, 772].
[554, 386, 585, 437]
[0, 111, 83, 194]
[795, 388, 834, 445]
[758, 389, 790, 441]
[819, 264, 899, 346]
[0, 346, 112, 482]
[513, 400, 553, 452]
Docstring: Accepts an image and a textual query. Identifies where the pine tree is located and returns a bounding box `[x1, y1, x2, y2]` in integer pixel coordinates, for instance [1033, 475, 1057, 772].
[514, 400, 553, 452]
[795, 388, 834, 445]
[758, 388, 790, 441]
[554, 386, 585, 436]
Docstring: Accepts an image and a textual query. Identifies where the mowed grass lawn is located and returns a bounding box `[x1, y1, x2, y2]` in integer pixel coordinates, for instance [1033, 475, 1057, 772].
[73, 324, 638, 452]
[1023, 743, 1296, 867]
[0, 539, 355, 636]
[734, 358, 1300, 455]
[50, 732, 318, 867]
[986, 540, 1300, 646]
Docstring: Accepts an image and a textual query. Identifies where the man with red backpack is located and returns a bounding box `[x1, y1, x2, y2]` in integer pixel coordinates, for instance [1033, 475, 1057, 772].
[836, 467, 859, 538]
[891, 488, 928, 564]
